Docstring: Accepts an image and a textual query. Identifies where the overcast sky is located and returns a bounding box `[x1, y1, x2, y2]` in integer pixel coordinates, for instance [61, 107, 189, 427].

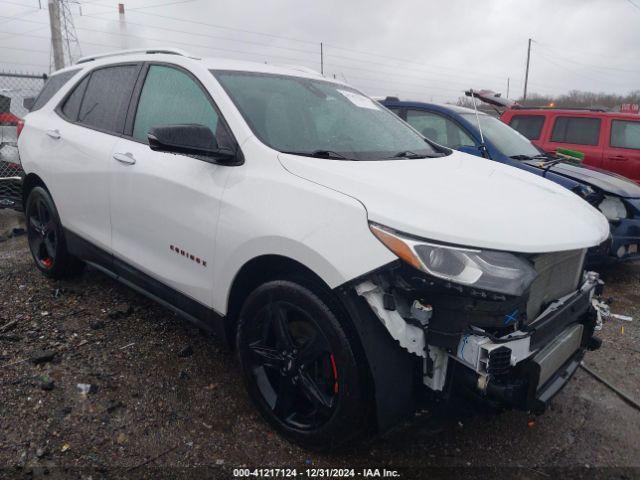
[1, 0, 639, 102]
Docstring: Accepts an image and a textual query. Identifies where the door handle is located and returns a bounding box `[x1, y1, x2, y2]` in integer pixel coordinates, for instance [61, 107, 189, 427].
[113, 152, 136, 165]
[609, 155, 627, 161]
[46, 129, 61, 140]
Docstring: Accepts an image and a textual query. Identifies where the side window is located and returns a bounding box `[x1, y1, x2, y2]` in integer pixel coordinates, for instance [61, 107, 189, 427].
[406, 110, 474, 148]
[551, 116, 601, 146]
[509, 115, 545, 140]
[132, 65, 220, 144]
[60, 76, 89, 121]
[386, 106, 404, 118]
[611, 120, 640, 150]
[78, 65, 140, 134]
[31, 69, 79, 112]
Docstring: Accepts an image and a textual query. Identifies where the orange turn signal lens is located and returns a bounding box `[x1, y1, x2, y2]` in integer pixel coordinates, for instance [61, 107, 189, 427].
[370, 223, 423, 271]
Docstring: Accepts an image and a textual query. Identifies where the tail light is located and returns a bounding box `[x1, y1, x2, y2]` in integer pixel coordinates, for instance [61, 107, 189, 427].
[16, 119, 25, 139]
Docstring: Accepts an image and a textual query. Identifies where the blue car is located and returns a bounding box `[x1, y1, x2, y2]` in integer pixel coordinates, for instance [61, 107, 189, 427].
[381, 98, 640, 266]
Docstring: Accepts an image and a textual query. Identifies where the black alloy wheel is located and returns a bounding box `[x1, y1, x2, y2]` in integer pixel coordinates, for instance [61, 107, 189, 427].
[237, 280, 370, 450]
[25, 186, 84, 279]
[246, 299, 338, 430]
[27, 195, 57, 270]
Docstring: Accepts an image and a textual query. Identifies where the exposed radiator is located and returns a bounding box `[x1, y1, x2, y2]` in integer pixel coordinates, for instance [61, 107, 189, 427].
[526, 249, 586, 320]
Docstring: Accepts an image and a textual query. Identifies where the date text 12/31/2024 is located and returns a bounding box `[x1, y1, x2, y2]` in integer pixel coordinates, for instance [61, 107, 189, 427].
[232, 468, 401, 478]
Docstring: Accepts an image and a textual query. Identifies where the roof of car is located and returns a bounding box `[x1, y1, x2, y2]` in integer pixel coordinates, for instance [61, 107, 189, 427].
[52, 48, 329, 83]
[506, 107, 640, 118]
[380, 98, 485, 115]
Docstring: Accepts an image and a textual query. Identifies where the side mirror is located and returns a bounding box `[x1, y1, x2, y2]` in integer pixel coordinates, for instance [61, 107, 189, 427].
[22, 97, 35, 111]
[147, 124, 235, 161]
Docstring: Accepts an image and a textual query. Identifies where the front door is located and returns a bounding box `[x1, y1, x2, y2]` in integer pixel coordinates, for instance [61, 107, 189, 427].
[109, 64, 234, 307]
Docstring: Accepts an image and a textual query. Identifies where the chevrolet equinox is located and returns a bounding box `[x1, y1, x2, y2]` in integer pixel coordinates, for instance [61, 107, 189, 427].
[18, 48, 609, 450]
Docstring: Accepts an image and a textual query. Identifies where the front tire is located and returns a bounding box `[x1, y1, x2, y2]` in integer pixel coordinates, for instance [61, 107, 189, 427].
[25, 186, 84, 279]
[237, 279, 370, 450]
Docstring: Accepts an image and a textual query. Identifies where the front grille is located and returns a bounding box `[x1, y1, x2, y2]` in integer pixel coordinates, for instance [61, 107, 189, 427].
[526, 249, 586, 321]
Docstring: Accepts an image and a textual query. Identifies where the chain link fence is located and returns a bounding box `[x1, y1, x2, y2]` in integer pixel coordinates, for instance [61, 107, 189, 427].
[0, 71, 47, 210]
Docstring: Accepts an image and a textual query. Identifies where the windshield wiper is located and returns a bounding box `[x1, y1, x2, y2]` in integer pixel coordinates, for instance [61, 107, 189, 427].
[282, 150, 350, 160]
[510, 154, 549, 161]
[393, 150, 425, 159]
[392, 150, 444, 159]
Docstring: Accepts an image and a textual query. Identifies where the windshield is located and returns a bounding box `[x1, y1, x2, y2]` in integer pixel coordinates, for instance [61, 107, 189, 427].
[212, 70, 439, 160]
[460, 113, 542, 158]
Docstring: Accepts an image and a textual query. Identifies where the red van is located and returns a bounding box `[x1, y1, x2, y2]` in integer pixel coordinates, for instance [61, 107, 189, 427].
[501, 108, 640, 184]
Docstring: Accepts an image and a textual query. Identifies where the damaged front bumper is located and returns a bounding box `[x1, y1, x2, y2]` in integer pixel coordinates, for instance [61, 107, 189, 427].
[349, 265, 602, 421]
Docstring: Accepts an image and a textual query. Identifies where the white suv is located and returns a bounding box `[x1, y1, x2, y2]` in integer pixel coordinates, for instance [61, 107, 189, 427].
[18, 48, 609, 449]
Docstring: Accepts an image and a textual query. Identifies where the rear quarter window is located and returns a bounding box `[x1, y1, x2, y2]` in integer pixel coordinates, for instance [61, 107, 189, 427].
[551, 116, 601, 146]
[508, 115, 545, 140]
[30, 70, 79, 112]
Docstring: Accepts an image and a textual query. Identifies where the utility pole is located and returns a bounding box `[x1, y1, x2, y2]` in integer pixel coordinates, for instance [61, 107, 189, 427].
[506, 77, 510, 99]
[523, 38, 532, 101]
[48, 0, 65, 70]
[320, 42, 324, 75]
[118, 3, 128, 49]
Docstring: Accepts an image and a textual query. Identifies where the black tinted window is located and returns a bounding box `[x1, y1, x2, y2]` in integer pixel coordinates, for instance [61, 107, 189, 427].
[78, 65, 139, 134]
[31, 70, 78, 111]
[60, 76, 89, 121]
[611, 120, 640, 150]
[551, 116, 601, 145]
[509, 115, 545, 140]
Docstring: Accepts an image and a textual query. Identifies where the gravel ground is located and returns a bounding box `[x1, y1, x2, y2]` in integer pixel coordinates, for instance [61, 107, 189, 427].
[1, 209, 639, 478]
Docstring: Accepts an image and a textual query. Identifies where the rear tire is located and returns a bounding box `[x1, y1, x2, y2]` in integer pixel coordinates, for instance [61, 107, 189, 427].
[237, 279, 370, 450]
[25, 186, 84, 279]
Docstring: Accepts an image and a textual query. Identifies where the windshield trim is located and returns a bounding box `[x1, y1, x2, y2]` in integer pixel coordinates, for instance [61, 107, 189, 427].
[211, 69, 447, 161]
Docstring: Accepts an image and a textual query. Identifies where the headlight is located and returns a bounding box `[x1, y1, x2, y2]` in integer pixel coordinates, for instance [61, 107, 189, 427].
[370, 223, 537, 296]
[598, 195, 627, 221]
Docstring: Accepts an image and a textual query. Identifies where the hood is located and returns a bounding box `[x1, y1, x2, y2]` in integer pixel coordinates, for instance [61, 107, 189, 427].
[526, 161, 640, 198]
[279, 150, 609, 254]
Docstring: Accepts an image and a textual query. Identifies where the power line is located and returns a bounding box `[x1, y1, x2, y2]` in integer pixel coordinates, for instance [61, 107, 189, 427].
[0, 14, 570, 95]
[536, 44, 640, 74]
[535, 51, 637, 88]
[82, 0, 319, 45]
[70, 9, 527, 88]
[85, 4, 524, 85]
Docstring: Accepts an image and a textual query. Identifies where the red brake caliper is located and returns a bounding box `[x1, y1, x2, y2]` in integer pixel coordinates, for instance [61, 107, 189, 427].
[329, 354, 339, 394]
[42, 258, 53, 268]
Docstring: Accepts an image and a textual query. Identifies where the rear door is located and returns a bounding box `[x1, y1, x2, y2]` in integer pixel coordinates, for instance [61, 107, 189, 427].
[604, 117, 640, 183]
[50, 63, 142, 255]
[547, 115, 604, 168]
[109, 63, 234, 306]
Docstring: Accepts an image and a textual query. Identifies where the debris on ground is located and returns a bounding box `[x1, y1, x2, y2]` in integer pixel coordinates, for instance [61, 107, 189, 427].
[29, 350, 56, 365]
[8, 227, 25, 238]
[90, 319, 106, 330]
[108, 304, 134, 319]
[76, 383, 97, 396]
[39, 375, 55, 391]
